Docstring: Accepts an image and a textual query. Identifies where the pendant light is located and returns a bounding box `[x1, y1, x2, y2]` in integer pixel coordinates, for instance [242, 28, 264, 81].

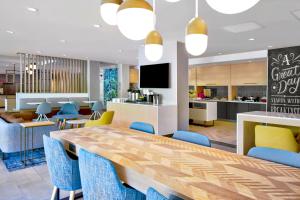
[117, 0, 155, 41]
[100, 0, 123, 25]
[145, 0, 163, 62]
[206, 0, 260, 15]
[185, 0, 208, 56]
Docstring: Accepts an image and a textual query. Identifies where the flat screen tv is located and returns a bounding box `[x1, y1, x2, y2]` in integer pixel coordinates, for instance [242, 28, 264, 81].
[140, 63, 169, 88]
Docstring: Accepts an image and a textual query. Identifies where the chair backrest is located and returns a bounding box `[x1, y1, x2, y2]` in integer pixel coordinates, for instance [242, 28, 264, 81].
[147, 188, 168, 200]
[85, 111, 115, 127]
[255, 125, 299, 152]
[91, 101, 103, 112]
[36, 102, 51, 114]
[71, 101, 80, 111]
[60, 103, 79, 115]
[130, 122, 155, 134]
[43, 135, 81, 191]
[172, 131, 211, 147]
[248, 147, 300, 168]
[78, 149, 125, 200]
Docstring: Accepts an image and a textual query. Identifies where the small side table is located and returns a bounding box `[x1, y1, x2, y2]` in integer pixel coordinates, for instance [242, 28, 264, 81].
[66, 119, 88, 128]
[19, 121, 55, 166]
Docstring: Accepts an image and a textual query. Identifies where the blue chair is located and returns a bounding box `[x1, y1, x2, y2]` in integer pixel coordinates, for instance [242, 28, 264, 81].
[172, 131, 211, 147]
[147, 188, 167, 200]
[248, 147, 300, 168]
[146, 188, 183, 200]
[53, 103, 79, 129]
[78, 148, 146, 200]
[35, 102, 51, 121]
[90, 101, 103, 120]
[130, 122, 155, 134]
[43, 135, 81, 200]
[71, 101, 80, 112]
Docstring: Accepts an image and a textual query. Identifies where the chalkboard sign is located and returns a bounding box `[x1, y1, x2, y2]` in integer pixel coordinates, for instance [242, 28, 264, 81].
[268, 46, 300, 114]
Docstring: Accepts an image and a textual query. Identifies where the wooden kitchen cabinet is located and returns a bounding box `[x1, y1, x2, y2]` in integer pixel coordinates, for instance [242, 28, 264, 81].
[196, 64, 230, 86]
[129, 68, 139, 84]
[188, 67, 197, 86]
[230, 61, 267, 86]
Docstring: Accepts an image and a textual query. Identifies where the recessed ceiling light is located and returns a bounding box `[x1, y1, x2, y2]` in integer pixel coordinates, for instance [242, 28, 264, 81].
[60, 39, 66, 43]
[6, 30, 14, 34]
[36, 51, 41, 54]
[224, 22, 262, 33]
[118, 49, 123, 53]
[93, 24, 101, 28]
[248, 60, 252, 63]
[218, 53, 223, 55]
[248, 38, 255, 41]
[63, 54, 67, 57]
[27, 7, 39, 12]
[268, 45, 273, 48]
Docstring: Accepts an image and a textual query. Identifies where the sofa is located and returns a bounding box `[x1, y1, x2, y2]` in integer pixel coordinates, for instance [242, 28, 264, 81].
[0, 113, 58, 154]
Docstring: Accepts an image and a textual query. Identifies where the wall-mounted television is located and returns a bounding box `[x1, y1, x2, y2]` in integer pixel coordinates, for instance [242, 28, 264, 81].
[140, 63, 170, 88]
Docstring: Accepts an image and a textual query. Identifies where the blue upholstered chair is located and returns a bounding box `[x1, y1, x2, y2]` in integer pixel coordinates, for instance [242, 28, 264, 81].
[35, 102, 51, 121]
[90, 101, 103, 120]
[248, 147, 300, 168]
[78, 148, 146, 200]
[172, 131, 211, 147]
[147, 188, 167, 200]
[43, 135, 81, 200]
[130, 122, 155, 134]
[71, 101, 80, 112]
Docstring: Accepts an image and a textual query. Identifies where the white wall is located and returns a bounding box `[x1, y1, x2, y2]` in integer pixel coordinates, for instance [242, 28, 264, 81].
[118, 64, 130, 98]
[138, 41, 189, 131]
[87, 60, 101, 101]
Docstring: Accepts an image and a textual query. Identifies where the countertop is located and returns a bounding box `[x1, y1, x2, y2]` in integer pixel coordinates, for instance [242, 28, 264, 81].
[190, 99, 267, 105]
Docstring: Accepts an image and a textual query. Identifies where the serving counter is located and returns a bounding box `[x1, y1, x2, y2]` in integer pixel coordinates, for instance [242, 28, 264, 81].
[107, 102, 177, 135]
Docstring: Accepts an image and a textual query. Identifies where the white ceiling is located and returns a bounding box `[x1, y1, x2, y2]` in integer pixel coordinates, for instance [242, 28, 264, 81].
[0, 0, 300, 65]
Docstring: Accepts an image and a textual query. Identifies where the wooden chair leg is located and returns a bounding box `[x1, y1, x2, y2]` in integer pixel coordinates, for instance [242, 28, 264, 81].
[50, 186, 58, 200]
[69, 191, 75, 200]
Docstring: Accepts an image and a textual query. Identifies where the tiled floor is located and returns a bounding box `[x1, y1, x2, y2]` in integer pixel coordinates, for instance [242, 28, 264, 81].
[189, 120, 236, 146]
[0, 161, 76, 200]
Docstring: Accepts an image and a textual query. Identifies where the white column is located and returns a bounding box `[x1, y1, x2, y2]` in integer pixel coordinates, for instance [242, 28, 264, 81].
[118, 64, 130, 98]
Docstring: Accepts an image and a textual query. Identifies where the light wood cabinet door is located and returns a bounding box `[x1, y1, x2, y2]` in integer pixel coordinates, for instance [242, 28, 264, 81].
[188, 68, 197, 86]
[129, 68, 139, 84]
[230, 61, 267, 86]
[196, 64, 230, 86]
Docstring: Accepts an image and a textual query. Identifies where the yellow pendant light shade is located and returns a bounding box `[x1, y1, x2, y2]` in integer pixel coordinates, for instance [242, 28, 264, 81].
[145, 31, 163, 62]
[117, 0, 155, 40]
[206, 0, 260, 15]
[100, 0, 123, 26]
[185, 17, 208, 56]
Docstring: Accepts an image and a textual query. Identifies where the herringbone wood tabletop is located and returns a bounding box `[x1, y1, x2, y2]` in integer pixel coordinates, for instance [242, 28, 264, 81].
[51, 126, 300, 200]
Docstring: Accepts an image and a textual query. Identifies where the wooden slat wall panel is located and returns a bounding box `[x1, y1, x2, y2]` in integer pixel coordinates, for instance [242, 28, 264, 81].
[18, 54, 88, 93]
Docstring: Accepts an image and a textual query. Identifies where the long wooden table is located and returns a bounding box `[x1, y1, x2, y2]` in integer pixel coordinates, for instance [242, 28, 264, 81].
[51, 126, 300, 200]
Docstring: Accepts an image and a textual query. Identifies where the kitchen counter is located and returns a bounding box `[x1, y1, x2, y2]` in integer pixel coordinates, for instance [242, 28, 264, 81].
[190, 99, 267, 105]
[237, 111, 300, 155]
[107, 102, 177, 135]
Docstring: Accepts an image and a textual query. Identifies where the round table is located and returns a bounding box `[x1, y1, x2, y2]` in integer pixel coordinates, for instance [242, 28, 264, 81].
[66, 119, 88, 128]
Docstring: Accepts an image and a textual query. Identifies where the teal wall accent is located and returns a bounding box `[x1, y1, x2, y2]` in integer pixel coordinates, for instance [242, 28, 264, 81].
[104, 68, 118, 105]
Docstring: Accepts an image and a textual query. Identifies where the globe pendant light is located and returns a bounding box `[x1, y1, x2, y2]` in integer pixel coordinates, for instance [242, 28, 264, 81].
[100, 0, 123, 25]
[206, 0, 260, 14]
[145, 31, 163, 61]
[145, 0, 163, 62]
[117, 0, 155, 40]
[185, 0, 208, 56]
